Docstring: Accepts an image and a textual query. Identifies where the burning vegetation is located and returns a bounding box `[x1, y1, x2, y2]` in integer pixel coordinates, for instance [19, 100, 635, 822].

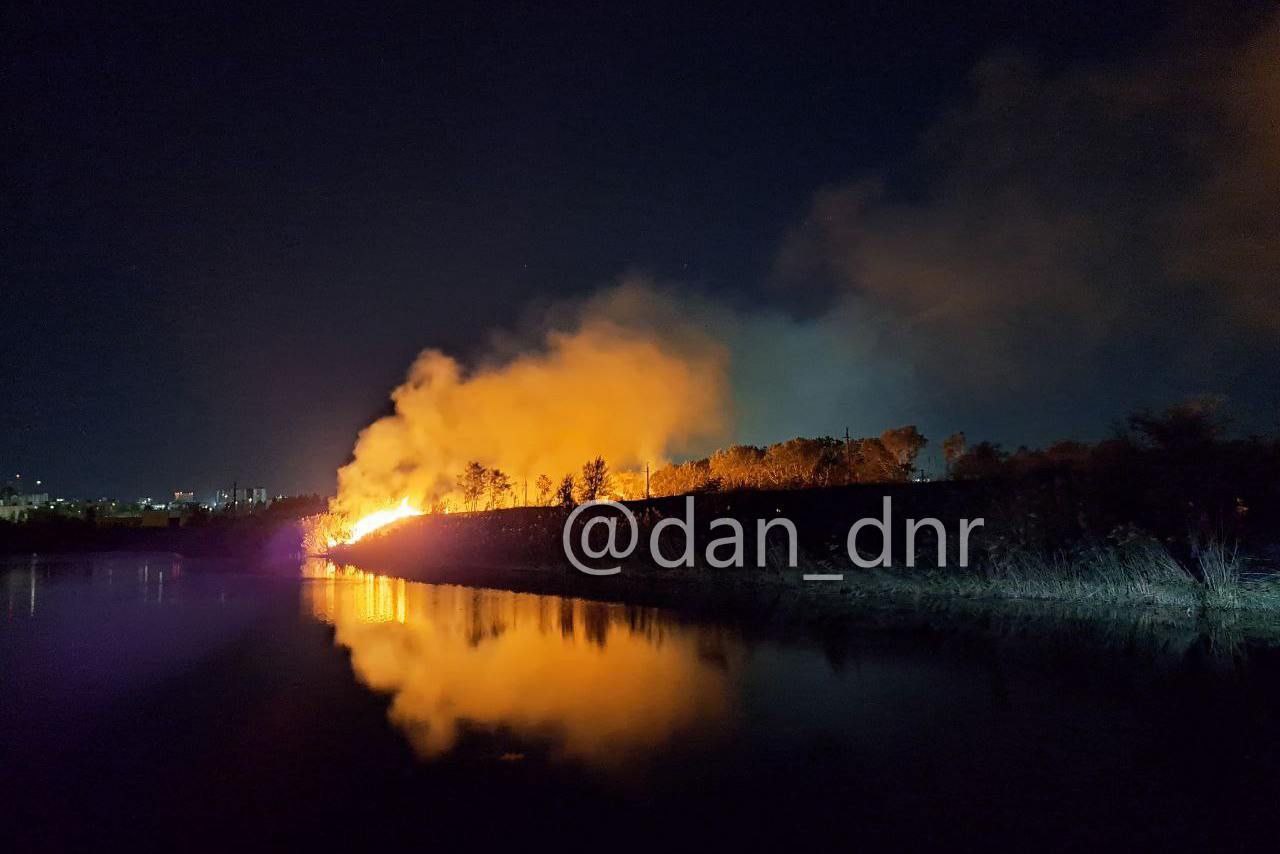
[320, 397, 1280, 617]
[323, 296, 728, 544]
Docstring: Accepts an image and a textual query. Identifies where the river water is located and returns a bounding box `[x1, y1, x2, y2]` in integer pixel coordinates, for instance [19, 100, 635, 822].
[3, 554, 1279, 850]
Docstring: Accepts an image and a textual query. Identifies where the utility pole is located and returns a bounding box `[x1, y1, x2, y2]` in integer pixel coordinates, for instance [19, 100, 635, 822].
[645, 463, 650, 501]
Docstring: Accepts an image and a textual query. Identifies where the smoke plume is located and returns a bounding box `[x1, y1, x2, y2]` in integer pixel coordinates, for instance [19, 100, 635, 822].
[330, 284, 729, 521]
[331, 11, 1280, 521]
[774, 9, 1280, 437]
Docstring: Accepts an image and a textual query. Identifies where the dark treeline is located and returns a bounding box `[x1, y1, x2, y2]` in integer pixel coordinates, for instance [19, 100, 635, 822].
[443, 401, 1275, 526]
[941, 400, 1280, 560]
[457, 399, 1275, 566]
[0, 495, 328, 557]
[645, 400, 1280, 557]
[9, 400, 1279, 574]
[339, 400, 1280, 582]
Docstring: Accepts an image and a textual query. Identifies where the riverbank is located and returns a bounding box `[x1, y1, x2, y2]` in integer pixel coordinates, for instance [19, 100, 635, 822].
[326, 480, 1280, 620]
[305, 558, 1280, 678]
[319, 534, 1280, 647]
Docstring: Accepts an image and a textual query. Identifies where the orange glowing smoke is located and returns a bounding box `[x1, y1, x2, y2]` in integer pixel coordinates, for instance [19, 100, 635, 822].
[325, 283, 729, 530]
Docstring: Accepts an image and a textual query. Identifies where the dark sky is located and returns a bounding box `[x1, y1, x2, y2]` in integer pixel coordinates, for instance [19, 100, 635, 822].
[4, 0, 1277, 498]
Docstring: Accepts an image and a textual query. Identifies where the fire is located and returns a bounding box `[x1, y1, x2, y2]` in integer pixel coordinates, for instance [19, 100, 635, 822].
[327, 283, 729, 525]
[327, 498, 424, 547]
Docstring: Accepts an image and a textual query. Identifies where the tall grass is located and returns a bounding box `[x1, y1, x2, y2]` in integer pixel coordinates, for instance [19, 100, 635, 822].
[831, 538, 1280, 613]
[1198, 540, 1244, 609]
[979, 542, 1199, 608]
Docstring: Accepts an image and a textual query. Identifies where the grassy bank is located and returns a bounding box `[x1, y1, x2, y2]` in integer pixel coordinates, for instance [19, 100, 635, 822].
[330, 521, 1280, 626]
[812, 540, 1280, 613]
[330, 480, 1280, 616]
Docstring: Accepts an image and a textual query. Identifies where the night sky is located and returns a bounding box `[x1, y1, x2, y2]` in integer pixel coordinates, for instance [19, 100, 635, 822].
[5, 1, 1278, 498]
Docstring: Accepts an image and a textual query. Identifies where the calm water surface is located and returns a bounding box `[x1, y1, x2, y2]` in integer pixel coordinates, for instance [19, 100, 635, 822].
[4, 554, 1280, 851]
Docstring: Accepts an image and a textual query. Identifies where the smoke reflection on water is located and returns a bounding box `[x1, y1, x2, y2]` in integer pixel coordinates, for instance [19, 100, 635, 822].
[299, 559, 739, 767]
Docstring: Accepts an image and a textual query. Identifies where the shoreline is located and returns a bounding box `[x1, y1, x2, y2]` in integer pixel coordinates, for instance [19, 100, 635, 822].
[312, 552, 1280, 648]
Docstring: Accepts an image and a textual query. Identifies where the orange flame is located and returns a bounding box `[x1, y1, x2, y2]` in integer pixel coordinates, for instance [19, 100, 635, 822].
[327, 498, 424, 547]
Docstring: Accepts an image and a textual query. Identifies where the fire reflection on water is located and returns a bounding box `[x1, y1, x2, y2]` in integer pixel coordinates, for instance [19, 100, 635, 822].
[300, 560, 738, 766]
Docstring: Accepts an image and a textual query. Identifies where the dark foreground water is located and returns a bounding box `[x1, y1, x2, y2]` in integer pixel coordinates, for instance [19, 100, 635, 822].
[4, 555, 1280, 851]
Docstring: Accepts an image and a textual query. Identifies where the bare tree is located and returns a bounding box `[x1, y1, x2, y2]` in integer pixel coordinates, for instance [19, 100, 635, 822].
[650, 459, 714, 496]
[556, 474, 576, 508]
[577, 456, 611, 502]
[485, 468, 512, 510]
[535, 474, 553, 506]
[708, 445, 766, 489]
[457, 461, 488, 512]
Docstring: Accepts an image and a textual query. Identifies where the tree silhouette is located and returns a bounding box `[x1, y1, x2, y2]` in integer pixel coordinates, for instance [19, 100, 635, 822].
[457, 461, 488, 512]
[880, 425, 927, 479]
[485, 468, 512, 510]
[577, 456, 611, 502]
[942, 432, 967, 475]
[556, 474, 576, 508]
[950, 441, 1007, 480]
[535, 474, 553, 506]
[1126, 397, 1227, 452]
